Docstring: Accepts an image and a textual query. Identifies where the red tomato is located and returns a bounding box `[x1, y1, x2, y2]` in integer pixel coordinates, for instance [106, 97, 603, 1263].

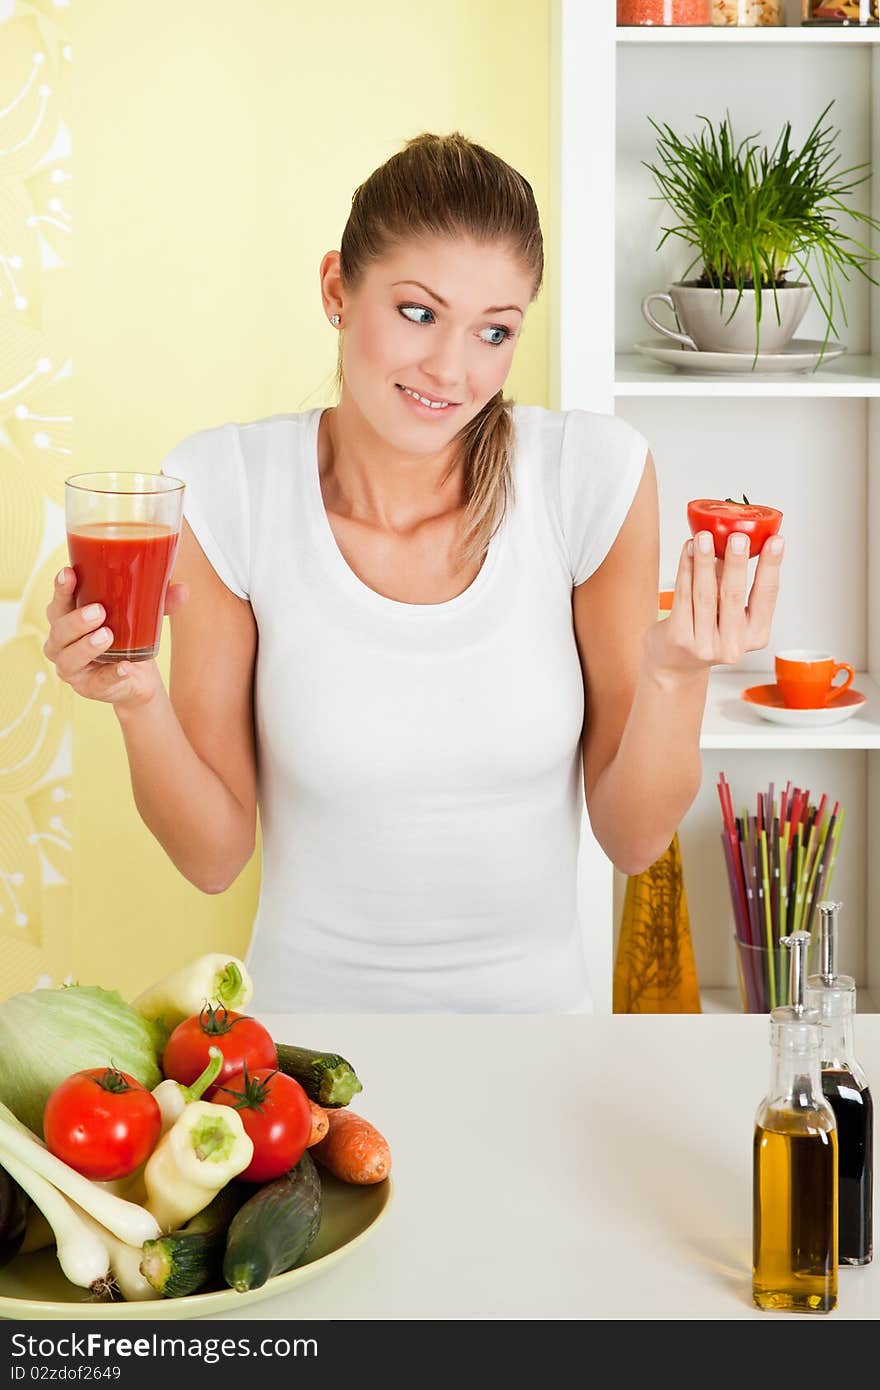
[161, 1004, 277, 1096]
[210, 1065, 312, 1182]
[687, 497, 783, 559]
[43, 1067, 161, 1180]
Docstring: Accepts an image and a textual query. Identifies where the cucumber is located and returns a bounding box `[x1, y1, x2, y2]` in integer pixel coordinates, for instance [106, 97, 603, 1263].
[223, 1150, 322, 1292]
[0, 1161, 29, 1268]
[140, 1183, 247, 1297]
[275, 1044, 363, 1107]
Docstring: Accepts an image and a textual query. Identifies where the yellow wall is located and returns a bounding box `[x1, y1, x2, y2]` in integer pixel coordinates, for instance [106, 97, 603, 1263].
[0, 3, 74, 1000]
[5, 0, 550, 1001]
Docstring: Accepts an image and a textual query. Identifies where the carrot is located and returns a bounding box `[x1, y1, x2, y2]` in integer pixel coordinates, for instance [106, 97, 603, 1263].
[306, 1099, 330, 1147]
[311, 1108, 391, 1185]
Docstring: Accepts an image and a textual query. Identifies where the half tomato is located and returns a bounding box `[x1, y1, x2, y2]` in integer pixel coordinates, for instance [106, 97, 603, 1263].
[687, 496, 782, 560]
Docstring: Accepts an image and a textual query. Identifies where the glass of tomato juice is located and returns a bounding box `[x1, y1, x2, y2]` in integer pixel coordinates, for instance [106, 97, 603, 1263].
[64, 472, 185, 663]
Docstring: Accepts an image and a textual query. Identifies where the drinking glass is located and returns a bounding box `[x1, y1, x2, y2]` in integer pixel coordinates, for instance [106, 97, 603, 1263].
[65, 472, 185, 663]
[735, 934, 819, 1013]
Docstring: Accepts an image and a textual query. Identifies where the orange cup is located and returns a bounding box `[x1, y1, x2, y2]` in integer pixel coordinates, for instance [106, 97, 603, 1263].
[775, 649, 856, 709]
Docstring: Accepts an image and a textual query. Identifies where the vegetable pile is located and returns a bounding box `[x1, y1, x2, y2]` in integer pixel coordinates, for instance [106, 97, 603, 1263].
[0, 955, 391, 1301]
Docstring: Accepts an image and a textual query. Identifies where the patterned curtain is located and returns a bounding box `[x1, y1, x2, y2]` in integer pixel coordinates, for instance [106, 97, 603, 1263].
[0, 1, 73, 997]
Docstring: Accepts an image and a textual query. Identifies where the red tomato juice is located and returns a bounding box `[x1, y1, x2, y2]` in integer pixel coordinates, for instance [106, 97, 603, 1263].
[67, 522, 180, 656]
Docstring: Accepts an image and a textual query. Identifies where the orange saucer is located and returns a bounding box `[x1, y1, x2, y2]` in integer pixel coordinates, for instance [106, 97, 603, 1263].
[742, 683, 866, 728]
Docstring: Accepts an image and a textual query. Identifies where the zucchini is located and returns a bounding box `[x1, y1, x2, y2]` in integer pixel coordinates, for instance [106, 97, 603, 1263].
[140, 1182, 247, 1297]
[223, 1150, 322, 1292]
[0, 1160, 29, 1268]
[275, 1044, 363, 1107]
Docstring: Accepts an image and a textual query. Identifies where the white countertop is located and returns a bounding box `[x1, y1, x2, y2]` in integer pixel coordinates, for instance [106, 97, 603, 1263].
[207, 1012, 880, 1322]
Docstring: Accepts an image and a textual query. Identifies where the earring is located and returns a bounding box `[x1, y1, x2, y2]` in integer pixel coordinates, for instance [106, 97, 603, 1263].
[330, 314, 341, 327]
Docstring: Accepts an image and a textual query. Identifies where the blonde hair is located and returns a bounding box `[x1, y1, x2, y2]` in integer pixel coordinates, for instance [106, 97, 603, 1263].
[333, 132, 543, 567]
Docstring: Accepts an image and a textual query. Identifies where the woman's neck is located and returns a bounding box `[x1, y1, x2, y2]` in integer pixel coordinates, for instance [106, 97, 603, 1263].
[319, 396, 465, 533]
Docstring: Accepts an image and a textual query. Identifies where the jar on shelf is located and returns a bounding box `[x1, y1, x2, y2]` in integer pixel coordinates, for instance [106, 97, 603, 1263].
[802, 0, 879, 21]
[617, 0, 712, 23]
[713, 0, 782, 23]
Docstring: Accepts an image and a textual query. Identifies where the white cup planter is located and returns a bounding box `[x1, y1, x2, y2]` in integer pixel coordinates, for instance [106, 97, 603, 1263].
[641, 280, 813, 353]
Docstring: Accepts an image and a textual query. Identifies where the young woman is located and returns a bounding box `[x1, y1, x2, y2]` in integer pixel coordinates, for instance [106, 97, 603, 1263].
[44, 133, 783, 1012]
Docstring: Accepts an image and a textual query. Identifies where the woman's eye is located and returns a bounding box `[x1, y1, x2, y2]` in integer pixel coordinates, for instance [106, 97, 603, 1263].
[398, 304, 514, 348]
[480, 326, 513, 347]
[399, 304, 434, 326]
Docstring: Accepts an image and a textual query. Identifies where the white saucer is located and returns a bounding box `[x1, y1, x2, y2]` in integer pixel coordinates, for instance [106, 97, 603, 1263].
[634, 339, 846, 374]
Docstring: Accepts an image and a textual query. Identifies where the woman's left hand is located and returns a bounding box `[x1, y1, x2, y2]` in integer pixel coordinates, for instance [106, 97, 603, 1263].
[642, 528, 785, 680]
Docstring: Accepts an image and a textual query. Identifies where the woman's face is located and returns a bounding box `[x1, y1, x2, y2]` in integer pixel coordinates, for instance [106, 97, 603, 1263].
[330, 235, 534, 453]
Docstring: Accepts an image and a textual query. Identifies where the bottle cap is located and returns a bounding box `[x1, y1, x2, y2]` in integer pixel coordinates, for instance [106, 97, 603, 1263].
[781, 930, 811, 1014]
[806, 901, 856, 1007]
[771, 932, 820, 1035]
[818, 901, 842, 984]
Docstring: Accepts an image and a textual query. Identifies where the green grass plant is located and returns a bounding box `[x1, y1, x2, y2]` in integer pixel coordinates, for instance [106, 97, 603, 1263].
[643, 100, 880, 357]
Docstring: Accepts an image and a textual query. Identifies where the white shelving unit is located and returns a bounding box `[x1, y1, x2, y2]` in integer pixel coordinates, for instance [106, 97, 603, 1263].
[700, 674, 880, 750]
[617, 24, 880, 42]
[616, 353, 880, 396]
[550, 0, 880, 1014]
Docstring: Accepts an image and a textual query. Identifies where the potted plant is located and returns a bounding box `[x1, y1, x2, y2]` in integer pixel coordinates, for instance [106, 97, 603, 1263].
[641, 100, 880, 364]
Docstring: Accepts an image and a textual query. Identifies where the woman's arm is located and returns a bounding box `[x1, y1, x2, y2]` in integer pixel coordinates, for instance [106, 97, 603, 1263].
[113, 520, 258, 893]
[573, 451, 783, 875]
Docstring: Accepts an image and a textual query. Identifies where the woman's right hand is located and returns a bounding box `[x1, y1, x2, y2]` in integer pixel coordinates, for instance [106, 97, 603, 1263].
[43, 568, 190, 709]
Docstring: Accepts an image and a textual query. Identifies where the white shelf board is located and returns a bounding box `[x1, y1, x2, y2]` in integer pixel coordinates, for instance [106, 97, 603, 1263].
[701, 672, 880, 750]
[615, 352, 880, 397]
[617, 25, 880, 43]
[700, 986, 878, 1012]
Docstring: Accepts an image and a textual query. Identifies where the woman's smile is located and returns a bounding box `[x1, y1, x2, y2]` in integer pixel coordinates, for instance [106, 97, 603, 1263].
[395, 382, 461, 416]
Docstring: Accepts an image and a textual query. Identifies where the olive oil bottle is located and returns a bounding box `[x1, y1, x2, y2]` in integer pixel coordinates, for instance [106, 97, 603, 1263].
[753, 931, 838, 1313]
[806, 902, 873, 1266]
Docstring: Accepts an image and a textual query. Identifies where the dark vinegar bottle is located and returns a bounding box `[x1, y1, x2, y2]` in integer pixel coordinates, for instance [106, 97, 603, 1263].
[806, 902, 873, 1266]
[821, 1070, 873, 1265]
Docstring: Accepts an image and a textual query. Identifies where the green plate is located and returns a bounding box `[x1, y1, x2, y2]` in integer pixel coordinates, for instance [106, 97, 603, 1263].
[0, 1175, 391, 1320]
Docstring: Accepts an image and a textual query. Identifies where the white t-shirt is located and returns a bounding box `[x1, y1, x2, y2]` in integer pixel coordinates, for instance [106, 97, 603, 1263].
[161, 404, 650, 1013]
